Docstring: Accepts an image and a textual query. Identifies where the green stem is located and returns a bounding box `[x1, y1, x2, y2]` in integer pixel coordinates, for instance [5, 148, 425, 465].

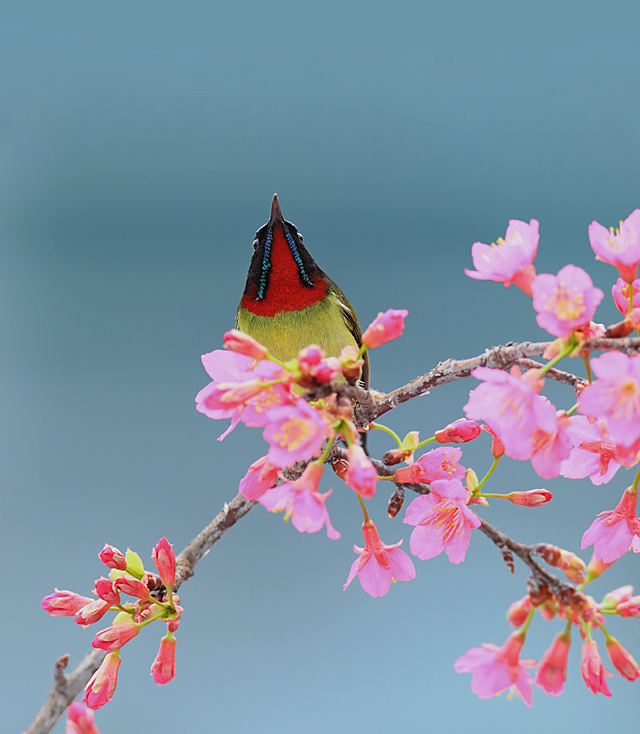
[356, 492, 370, 522]
[594, 618, 613, 642]
[538, 340, 575, 376]
[475, 457, 500, 492]
[520, 606, 535, 635]
[565, 402, 579, 417]
[317, 435, 338, 465]
[416, 436, 437, 449]
[582, 353, 593, 383]
[369, 422, 402, 447]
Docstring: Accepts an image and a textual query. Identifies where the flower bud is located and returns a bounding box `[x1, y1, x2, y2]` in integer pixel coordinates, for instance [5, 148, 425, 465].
[606, 637, 640, 680]
[313, 357, 342, 383]
[361, 309, 408, 349]
[113, 572, 152, 600]
[92, 617, 141, 653]
[481, 424, 505, 458]
[339, 345, 365, 381]
[151, 633, 177, 685]
[507, 489, 553, 506]
[41, 589, 94, 617]
[67, 702, 102, 734]
[556, 550, 587, 584]
[223, 329, 269, 360]
[75, 600, 112, 627]
[506, 595, 532, 627]
[345, 444, 377, 498]
[94, 577, 120, 605]
[99, 544, 126, 571]
[617, 596, 640, 618]
[152, 537, 177, 589]
[83, 652, 121, 710]
[434, 418, 481, 444]
[601, 585, 634, 610]
[382, 448, 414, 465]
[298, 345, 325, 374]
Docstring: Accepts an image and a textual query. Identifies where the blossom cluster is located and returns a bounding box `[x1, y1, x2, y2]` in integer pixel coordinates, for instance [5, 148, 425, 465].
[42, 538, 181, 710]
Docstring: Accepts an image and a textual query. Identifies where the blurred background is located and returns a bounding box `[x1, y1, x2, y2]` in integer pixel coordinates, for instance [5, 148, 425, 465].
[4, 1, 640, 731]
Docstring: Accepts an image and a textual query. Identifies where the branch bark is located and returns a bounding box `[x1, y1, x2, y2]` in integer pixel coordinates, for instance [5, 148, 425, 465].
[28, 335, 636, 733]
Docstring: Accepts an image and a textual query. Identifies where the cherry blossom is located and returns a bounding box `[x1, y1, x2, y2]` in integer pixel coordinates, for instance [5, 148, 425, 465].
[580, 640, 612, 696]
[612, 277, 640, 314]
[394, 446, 465, 484]
[581, 487, 640, 563]
[560, 416, 623, 485]
[455, 631, 536, 706]
[151, 633, 177, 685]
[343, 519, 415, 597]
[263, 399, 328, 466]
[588, 209, 640, 283]
[531, 264, 603, 338]
[238, 455, 279, 500]
[361, 309, 408, 349]
[403, 478, 481, 564]
[535, 632, 571, 695]
[465, 219, 539, 295]
[344, 443, 377, 498]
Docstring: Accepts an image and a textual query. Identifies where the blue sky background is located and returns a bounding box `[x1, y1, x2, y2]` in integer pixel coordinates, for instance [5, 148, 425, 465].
[5, 2, 640, 731]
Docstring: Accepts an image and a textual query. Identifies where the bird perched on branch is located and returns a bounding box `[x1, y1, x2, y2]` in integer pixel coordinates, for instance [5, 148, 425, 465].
[236, 194, 369, 389]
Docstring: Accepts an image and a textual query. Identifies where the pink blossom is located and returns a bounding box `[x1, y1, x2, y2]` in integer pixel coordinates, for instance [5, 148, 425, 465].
[589, 209, 640, 283]
[41, 589, 94, 617]
[612, 278, 640, 314]
[507, 489, 553, 506]
[259, 462, 340, 539]
[506, 595, 532, 627]
[343, 519, 415, 597]
[465, 219, 539, 295]
[617, 597, 640, 618]
[464, 366, 556, 461]
[223, 329, 269, 360]
[577, 351, 640, 447]
[151, 633, 177, 685]
[312, 357, 342, 383]
[344, 444, 377, 498]
[581, 487, 640, 563]
[297, 345, 325, 374]
[535, 632, 571, 695]
[98, 544, 126, 571]
[195, 350, 282, 440]
[532, 265, 603, 338]
[560, 415, 622, 485]
[606, 637, 640, 680]
[238, 455, 279, 500]
[556, 550, 587, 584]
[113, 573, 151, 600]
[75, 600, 112, 627]
[151, 537, 176, 589]
[529, 408, 571, 479]
[455, 631, 536, 706]
[361, 309, 408, 349]
[67, 702, 102, 734]
[83, 651, 121, 710]
[434, 418, 481, 444]
[600, 584, 634, 609]
[403, 479, 481, 564]
[394, 446, 465, 484]
[94, 578, 120, 605]
[581, 640, 613, 696]
[92, 618, 141, 652]
[263, 400, 328, 467]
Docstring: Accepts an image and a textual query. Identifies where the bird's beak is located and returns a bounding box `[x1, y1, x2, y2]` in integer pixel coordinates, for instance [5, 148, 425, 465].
[269, 194, 284, 228]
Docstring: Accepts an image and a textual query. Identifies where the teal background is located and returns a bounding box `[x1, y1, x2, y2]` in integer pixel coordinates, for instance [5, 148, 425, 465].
[4, 1, 640, 731]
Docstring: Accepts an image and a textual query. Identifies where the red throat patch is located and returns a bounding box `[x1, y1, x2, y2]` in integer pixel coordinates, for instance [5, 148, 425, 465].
[241, 228, 327, 316]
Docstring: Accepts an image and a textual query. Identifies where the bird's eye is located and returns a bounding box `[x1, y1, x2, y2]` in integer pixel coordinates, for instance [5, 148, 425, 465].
[252, 238, 259, 250]
[297, 232, 304, 243]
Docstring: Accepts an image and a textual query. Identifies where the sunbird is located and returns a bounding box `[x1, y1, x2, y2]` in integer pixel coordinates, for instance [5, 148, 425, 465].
[236, 194, 369, 389]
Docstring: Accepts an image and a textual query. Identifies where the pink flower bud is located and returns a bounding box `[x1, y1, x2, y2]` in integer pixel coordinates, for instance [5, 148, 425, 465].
[581, 640, 613, 696]
[612, 277, 640, 314]
[506, 595, 532, 627]
[67, 702, 102, 734]
[75, 600, 112, 627]
[536, 632, 571, 695]
[312, 357, 342, 383]
[338, 345, 365, 381]
[481, 424, 505, 458]
[223, 329, 269, 360]
[83, 651, 120, 710]
[361, 309, 408, 349]
[99, 544, 126, 570]
[298, 345, 325, 374]
[151, 537, 176, 589]
[617, 596, 640, 618]
[556, 550, 587, 584]
[151, 633, 177, 685]
[507, 489, 553, 507]
[92, 618, 141, 652]
[344, 444, 378, 498]
[41, 589, 94, 617]
[600, 585, 634, 610]
[434, 418, 482, 444]
[587, 553, 615, 580]
[94, 578, 120, 604]
[113, 573, 152, 600]
[606, 637, 640, 680]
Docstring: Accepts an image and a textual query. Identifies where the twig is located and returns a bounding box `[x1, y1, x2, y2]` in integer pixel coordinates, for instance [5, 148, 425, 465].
[30, 334, 635, 733]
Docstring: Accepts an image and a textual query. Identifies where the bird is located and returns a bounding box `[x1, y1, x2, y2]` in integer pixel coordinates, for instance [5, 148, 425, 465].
[236, 194, 369, 390]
